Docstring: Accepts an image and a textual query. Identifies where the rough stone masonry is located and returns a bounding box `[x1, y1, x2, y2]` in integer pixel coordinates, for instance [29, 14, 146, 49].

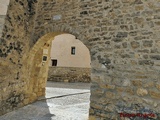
[47, 67, 91, 82]
[0, 0, 160, 119]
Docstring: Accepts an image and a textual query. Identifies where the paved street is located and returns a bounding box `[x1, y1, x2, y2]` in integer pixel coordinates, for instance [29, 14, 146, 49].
[0, 82, 91, 120]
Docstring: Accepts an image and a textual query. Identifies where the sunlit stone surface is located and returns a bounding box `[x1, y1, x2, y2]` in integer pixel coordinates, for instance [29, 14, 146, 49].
[0, 82, 90, 120]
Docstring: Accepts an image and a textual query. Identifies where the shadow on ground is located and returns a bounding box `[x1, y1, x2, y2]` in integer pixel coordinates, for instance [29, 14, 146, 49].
[0, 99, 54, 120]
[0, 82, 90, 120]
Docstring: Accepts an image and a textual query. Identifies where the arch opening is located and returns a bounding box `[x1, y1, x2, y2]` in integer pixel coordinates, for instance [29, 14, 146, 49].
[48, 33, 91, 83]
[22, 32, 91, 119]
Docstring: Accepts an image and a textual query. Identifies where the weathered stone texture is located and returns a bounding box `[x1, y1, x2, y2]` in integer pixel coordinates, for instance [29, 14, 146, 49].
[0, 0, 38, 115]
[0, 0, 160, 119]
[47, 67, 91, 83]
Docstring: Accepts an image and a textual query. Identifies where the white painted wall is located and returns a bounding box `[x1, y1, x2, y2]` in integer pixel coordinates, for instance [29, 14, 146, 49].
[50, 34, 91, 68]
[0, 0, 10, 37]
[0, 0, 10, 15]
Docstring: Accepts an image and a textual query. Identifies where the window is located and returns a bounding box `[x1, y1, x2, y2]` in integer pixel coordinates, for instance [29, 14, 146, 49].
[42, 56, 47, 62]
[52, 59, 57, 66]
[71, 47, 76, 55]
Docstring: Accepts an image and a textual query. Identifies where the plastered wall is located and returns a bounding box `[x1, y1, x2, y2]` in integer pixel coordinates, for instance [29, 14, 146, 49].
[50, 34, 91, 68]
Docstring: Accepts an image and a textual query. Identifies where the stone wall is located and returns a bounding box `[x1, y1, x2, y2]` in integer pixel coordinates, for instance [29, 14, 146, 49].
[0, 0, 160, 119]
[33, 1, 160, 119]
[48, 67, 91, 83]
[0, 0, 38, 115]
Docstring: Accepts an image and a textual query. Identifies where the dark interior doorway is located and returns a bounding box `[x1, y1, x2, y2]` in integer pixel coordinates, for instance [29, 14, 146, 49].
[52, 59, 57, 66]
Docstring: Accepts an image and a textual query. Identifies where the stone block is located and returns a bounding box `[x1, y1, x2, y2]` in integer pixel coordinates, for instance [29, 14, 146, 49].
[135, 5, 144, 11]
[143, 40, 153, 47]
[134, 0, 143, 4]
[156, 83, 160, 91]
[155, 21, 160, 25]
[149, 90, 160, 99]
[89, 116, 97, 120]
[132, 80, 142, 86]
[90, 103, 103, 110]
[106, 92, 115, 99]
[133, 17, 144, 24]
[131, 41, 140, 49]
[126, 87, 135, 95]
[104, 104, 116, 112]
[137, 88, 148, 96]
[139, 60, 154, 65]
[150, 55, 160, 60]
[144, 82, 154, 88]
[100, 84, 115, 89]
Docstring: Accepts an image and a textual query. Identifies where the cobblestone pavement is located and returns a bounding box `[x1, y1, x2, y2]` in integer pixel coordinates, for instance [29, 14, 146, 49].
[0, 82, 91, 120]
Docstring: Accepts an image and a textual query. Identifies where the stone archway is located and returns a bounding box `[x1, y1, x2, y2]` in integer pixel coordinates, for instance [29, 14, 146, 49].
[1, 0, 160, 119]
[22, 32, 91, 105]
[22, 32, 64, 104]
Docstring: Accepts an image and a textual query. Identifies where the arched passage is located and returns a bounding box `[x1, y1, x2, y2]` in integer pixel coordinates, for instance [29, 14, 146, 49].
[0, 0, 159, 119]
[22, 32, 91, 104]
[48, 34, 91, 83]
